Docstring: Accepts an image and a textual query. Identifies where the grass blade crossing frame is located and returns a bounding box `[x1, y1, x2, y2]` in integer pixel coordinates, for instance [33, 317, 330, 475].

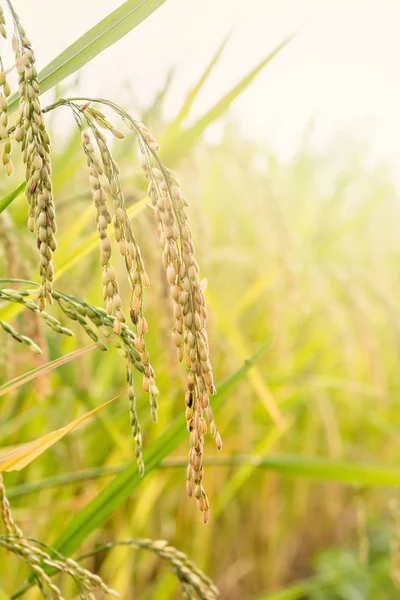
[7, 0, 168, 114]
[53, 344, 271, 557]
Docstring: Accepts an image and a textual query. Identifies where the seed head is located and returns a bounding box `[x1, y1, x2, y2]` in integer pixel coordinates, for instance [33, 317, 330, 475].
[14, 33, 56, 310]
[135, 120, 221, 520]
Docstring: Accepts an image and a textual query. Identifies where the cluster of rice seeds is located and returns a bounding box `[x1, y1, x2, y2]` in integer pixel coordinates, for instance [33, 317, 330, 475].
[80, 129, 159, 459]
[0, 7, 6, 38]
[84, 111, 158, 423]
[0, 9, 12, 177]
[0, 319, 43, 354]
[53, 292, 143, 369]
[81, 131, 126, 334]
[133, 539, 220, 600]
[0, 476, 118, 600]
[126, 363, 144, 475]
[12, 23, 56, 311]
[135, 123, 221, 521]
[0, 212, 19, 277]
[0, 287, 73, 345]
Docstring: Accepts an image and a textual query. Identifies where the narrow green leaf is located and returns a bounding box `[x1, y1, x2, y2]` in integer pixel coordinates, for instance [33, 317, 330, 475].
[0, 397, 117, 473]
[0, 182, 25, 215]
[161, 33, 295, 162]
[10, 452, 400, 500]
[0, 345, 96, 397]
[7, 0, 167, 114]
[253, 577, 322, 600]
[162, 34, 230, 139]
[53, 344, 271, 557]
[181, 454, 400, 487]
[141, 68, 175, 125]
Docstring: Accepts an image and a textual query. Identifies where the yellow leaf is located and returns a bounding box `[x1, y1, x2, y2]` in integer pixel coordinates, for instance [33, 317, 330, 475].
[0, 396, 117, 472]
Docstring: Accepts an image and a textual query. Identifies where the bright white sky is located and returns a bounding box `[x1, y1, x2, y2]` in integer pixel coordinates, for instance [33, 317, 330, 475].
[9, 0, 400, 170]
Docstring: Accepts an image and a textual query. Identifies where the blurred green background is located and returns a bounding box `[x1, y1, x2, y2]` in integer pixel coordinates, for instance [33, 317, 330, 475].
[2, 5, 400, 599]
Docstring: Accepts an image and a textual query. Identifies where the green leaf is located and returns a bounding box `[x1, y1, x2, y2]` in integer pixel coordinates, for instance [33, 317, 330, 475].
[160, 33, 295, 162]
[0, 345, 96, 397]
[140, 68, 175, 125]
[0, 182, 25, 215]
[11, 451, 400, 500]
[252, 577, 322, 600]
[52, 344, 271, 557]
[186, 454, 400, 487]
[0, 397, 117, 473]
[162, 34, 230, 140]
[7, 0, 167, 115]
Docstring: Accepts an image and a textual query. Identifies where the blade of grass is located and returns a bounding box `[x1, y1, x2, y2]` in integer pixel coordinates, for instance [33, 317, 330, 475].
[252, 563, 371, 600]
[163, 454, 400, 487]
[160, 34, 295, 162]
[0, 182, 25, 214]
[162, 35, 230, 139]
[252, 576, 323, 600]
[140, 68, 175, 124]
[0, 397, 117, 472]
[10, 451, 400, 499]
[207, 286, 284, 426]
[7, 0, 168, 115]
[52, 343, 271, 557]
[214, 422, 292, 516]
[0, 345, 96, 397]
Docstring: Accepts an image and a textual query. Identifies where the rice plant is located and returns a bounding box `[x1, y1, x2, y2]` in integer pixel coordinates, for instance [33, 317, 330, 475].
[2, 1, 400, 599]
[0, 0, 226, 596]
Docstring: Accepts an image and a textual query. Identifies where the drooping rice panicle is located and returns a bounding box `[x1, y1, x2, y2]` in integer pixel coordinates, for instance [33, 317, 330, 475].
[79, 538, 220, 600]
[132, 121, 222, 522]
[30, 96, 220, 518]
[78, 126, 159, 460]
[0, 319, 43, 354]
[126, 363, 144, 475]
[0, 7, 7, 39]
[8, 3, 56, 311]
[82, 109, 158, 422]
[0, 287, 74, 355]
[80, 129, 126, 335]
[55, 287, 160, 435]
[0, 475, 119, 599]
[0, 212, 19, 277]
[0, 6, 12, 177]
